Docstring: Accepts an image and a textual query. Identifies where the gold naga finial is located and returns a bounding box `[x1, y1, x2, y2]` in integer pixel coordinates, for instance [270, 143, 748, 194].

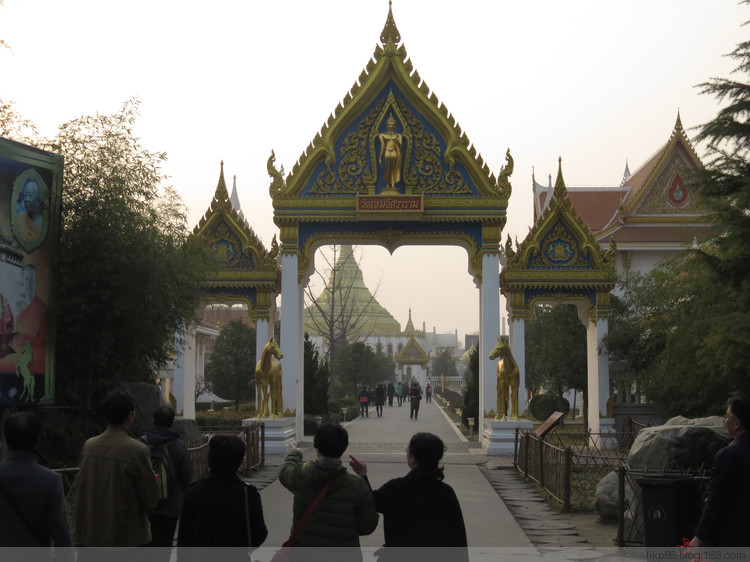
[380, 0, 401, 50]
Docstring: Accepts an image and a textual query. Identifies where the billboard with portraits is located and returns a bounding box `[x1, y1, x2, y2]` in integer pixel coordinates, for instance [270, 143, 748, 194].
[0, 137, 62, 405]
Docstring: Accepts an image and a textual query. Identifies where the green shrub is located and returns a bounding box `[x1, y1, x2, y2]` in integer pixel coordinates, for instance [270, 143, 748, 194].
[529, 393, 570, 421]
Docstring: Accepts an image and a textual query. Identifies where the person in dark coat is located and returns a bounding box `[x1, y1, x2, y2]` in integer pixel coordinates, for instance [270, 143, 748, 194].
[0, 412, 71, 551]
[142, 405, 192, 548]
[408, 383, 422, 420]
[349, 432, 468, 561]
[374, 384, 386, 417]
[690, 397, 750, 547]
[386, 383, 395, 407]
[177, 434, 267, 554]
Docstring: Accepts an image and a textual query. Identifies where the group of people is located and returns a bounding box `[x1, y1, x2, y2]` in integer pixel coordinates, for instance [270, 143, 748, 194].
[0, 389, 267, 560]
[0, 388, 466, 560]
[358, 381, 433, 421]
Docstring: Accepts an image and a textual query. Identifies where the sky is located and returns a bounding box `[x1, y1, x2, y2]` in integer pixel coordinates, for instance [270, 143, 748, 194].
[1, 0, 747, 343]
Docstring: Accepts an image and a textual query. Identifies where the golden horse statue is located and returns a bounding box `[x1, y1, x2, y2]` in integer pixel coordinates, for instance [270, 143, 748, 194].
[489, 338, 520, 421]
[255, 338, 283, 418]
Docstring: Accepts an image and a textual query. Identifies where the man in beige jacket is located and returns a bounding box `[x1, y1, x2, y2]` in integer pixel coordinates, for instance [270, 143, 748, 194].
[74, 389, 160, 553]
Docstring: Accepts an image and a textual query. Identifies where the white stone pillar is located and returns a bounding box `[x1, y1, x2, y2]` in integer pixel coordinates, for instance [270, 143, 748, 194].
[280, 252, 303, 443]
[182, 327, 197, 420]
[586, 318, 608, 436]
[479, 252, 500, 442]
[510, 317, 527, 416]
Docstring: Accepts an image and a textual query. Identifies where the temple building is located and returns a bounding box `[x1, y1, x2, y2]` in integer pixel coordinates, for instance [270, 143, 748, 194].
[532, 113, 709, 284]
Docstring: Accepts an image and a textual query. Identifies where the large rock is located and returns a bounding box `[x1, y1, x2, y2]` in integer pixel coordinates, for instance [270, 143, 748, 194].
[627, 415, 730, 470]
[595, 416, 731, 524]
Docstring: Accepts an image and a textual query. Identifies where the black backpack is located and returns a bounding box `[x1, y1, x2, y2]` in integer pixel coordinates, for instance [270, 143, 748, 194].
[140, 435, 176, 513]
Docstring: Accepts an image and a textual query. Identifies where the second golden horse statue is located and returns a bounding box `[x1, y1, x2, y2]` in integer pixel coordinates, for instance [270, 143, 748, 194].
[489, 338, 520, 421]
[255, 338, 283, 418]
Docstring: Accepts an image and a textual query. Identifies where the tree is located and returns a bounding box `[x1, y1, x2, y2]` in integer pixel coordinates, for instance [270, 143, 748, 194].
[303, 332, 330, 415]
[525, 305, 587, 396]
[204, 320, 256, 410]
[431, 349, 459, 380]
[304, 245, 383, 367]
[331, 341, 395, 397]
[688, 29, 750, 390]
[1, 98, 209, 458]
[604, 259, 741, 417]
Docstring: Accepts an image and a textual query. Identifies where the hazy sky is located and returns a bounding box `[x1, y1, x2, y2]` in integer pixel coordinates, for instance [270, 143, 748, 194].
[1, 1, 746, 342]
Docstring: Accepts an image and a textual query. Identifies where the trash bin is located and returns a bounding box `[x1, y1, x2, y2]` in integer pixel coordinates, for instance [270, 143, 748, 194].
[636, 476, 702, 547]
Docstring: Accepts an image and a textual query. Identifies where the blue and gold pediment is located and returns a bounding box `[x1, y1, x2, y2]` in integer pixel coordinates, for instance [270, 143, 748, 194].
[194, 163, 280, 317]
[527, 221, 594, 271]
[270, 4, 510, 209]
[501, 158, 616, 321]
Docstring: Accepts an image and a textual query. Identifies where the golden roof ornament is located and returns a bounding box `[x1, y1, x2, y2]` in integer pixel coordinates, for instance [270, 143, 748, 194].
[553, 156, 567, 201]
[380, 1, 401, 54]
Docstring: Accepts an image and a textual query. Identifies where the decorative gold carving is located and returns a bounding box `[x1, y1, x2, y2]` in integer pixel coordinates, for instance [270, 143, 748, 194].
[378, 227, 407, 253]
[497, 149, 514, 196]
[267, 150, 285, 196]
[380, 1, 401, 52]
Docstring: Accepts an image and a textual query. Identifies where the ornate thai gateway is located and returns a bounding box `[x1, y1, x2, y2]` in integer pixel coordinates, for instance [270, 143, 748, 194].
[182, 6, 708, 454]
[267, 4, 512, 445]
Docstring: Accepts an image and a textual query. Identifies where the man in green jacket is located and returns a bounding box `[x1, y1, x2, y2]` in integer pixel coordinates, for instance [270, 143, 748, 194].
[279, 424, 378, 552]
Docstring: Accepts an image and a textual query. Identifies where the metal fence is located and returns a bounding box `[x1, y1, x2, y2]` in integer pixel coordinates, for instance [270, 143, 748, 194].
[53, 421, 265, 497]
[189, 422, 265, 480]
[515, 425, 632, 512]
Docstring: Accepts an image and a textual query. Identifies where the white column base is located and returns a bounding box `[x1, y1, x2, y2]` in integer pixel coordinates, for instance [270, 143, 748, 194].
[244, 417, 295, 455]
[483, 419, 533, 456]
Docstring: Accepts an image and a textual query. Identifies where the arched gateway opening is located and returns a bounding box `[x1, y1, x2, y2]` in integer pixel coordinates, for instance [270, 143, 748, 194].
[269, 7, 512, 449]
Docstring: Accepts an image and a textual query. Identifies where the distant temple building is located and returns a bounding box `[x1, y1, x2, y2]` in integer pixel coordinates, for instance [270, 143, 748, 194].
[532, 113, 709, 284]
[304, 245, 466, 389]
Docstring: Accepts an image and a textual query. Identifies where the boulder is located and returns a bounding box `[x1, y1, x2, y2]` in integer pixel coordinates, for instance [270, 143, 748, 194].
[595, 470, 625, 521]
[627, 415, 730, 470]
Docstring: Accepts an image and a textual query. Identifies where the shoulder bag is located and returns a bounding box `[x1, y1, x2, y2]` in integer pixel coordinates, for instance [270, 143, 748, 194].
[270, 479, 333, 562]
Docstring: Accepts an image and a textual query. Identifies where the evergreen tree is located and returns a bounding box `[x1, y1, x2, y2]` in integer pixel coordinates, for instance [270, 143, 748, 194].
[303, 332, 330, 415]
[431, 349, 459, 380]
[690, 29, 750, 391]
[204, 320, 256, 410]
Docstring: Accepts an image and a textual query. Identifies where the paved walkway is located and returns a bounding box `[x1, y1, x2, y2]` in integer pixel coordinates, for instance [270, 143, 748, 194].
[245, 396, 622, 561]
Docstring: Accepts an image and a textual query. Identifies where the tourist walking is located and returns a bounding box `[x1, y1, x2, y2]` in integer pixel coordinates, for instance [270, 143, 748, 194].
[409, 383, 422, 420]
[395, 381, 404, 407]
[0, 412, 72, 551]
[278, 424, 378, 552]
[358, 386, 370, 418]
[374, 384, 386, 417]
[74, 389, 161, 552]
[177, 434, 267, 556]
[386, 382, 395, 406]
[349, 432, 468, 560]
[425, 383, 433, 403]
[141, 405, 192, 548]
[690, 397, 750, 547]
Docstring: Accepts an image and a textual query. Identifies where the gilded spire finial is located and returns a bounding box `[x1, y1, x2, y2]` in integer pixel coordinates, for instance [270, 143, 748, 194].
[380, 1, 401, 48]
[214, 161, 229, 202]
[553, 156, 568, 200]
